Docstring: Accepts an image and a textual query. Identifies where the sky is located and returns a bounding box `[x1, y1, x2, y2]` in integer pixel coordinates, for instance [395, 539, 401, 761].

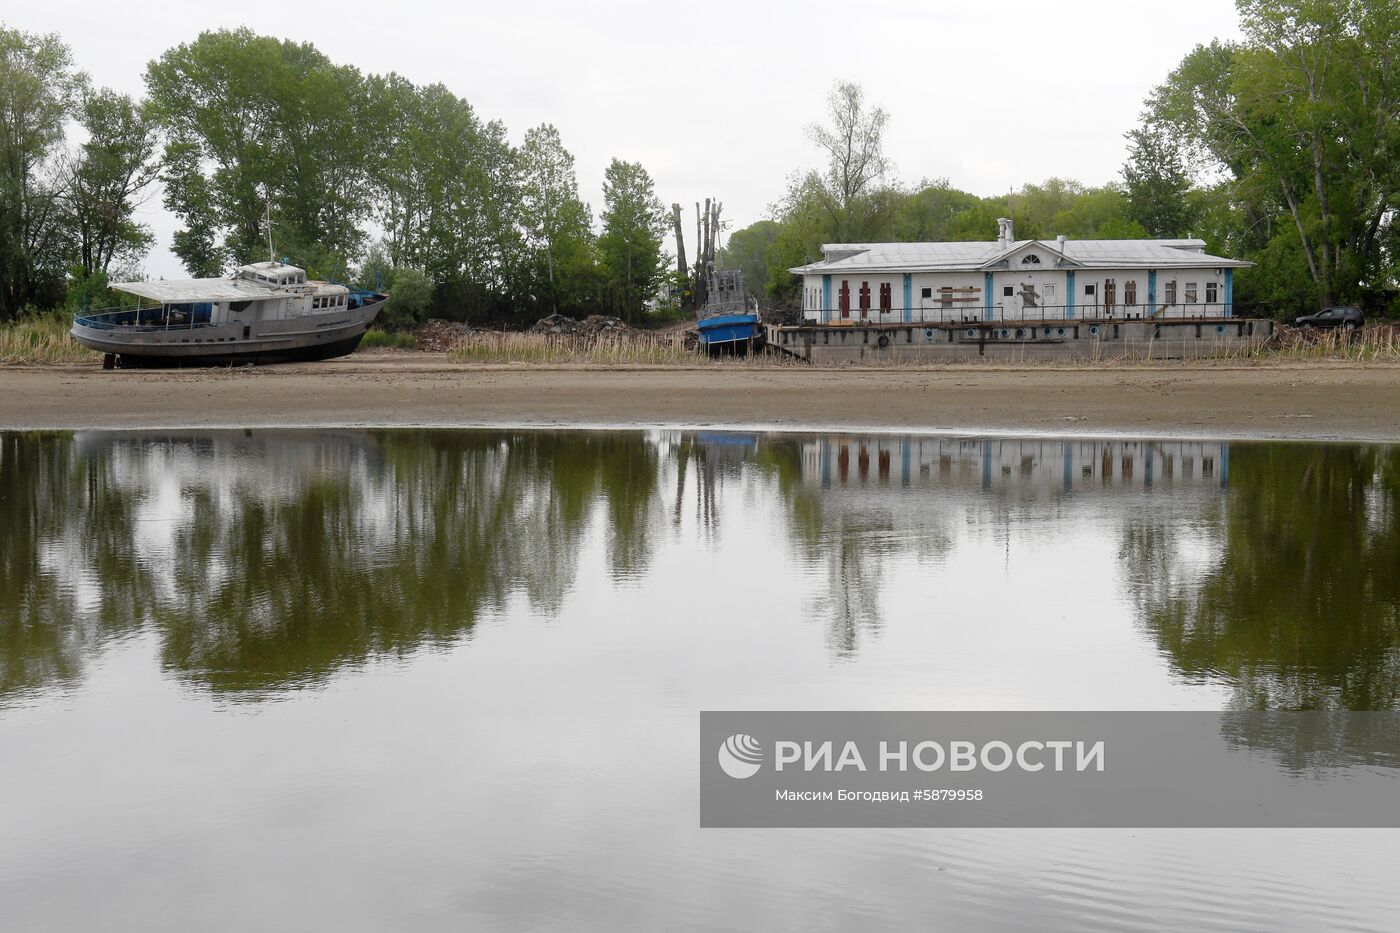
[6, 0, 1245, 278]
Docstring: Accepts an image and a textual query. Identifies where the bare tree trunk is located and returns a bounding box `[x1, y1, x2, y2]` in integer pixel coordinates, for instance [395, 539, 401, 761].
[671, 203, 687, 309]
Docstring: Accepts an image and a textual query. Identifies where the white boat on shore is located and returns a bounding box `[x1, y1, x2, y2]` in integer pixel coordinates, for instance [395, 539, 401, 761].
[72, 260, 387, 367]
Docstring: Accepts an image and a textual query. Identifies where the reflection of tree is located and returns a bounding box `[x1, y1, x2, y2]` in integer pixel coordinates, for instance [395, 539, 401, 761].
[0, 432, 154, 697]
[1129, 445, 1400, 710]
[0, 430, 671, 698]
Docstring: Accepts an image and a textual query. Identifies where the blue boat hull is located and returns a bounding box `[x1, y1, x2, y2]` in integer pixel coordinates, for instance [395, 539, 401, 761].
[697, 313, 764, 351]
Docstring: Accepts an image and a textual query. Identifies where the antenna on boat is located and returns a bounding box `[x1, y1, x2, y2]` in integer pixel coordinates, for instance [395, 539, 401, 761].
[264, 199, 277, 266]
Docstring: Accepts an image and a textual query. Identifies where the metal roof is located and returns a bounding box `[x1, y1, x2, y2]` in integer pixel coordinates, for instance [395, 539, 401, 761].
[111, 277, 281, 303]
[789, 238, 1251, 275]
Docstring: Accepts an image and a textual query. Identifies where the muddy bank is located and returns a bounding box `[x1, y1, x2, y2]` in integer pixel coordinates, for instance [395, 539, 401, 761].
[2, 354, 1399, 441]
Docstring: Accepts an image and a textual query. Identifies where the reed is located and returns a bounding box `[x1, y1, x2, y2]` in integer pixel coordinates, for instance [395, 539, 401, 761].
[0, 314, 97, 365]
[451, 330, 706, 365]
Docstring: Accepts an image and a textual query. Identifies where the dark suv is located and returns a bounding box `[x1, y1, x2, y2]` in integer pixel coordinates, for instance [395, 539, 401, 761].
[1294, 307, 1364, 329]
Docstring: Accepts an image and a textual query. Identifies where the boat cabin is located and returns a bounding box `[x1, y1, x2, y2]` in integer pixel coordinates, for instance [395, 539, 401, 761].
[109, 262, 352, 328]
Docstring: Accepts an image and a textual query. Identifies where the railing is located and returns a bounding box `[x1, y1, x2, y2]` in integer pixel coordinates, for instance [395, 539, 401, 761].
[73, 307, 217, 332]
[804, 302, 1238, 325]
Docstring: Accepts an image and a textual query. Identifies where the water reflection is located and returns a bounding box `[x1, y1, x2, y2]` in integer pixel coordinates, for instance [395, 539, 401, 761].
[1, 429, 1397, 710]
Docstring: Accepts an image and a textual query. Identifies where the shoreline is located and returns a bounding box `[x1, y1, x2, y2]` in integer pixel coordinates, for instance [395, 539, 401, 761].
[3, 354, 1400, 442]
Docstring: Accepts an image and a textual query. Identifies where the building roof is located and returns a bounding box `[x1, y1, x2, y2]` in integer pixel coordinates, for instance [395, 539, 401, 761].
[789, 238, 1251, 275]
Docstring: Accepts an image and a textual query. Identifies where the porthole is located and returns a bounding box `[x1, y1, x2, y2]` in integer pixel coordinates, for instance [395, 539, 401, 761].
[999, 329, 1009, 338]
[1042, 327, 1052, 336]
[965, 328, 976, 338]
[1056, 327, 1066, 336]
[925, 329, 935, 339]
[1089, 325, 1100, 336]
[1015, 328, 1026, 338]
[1215, 325, 1225, 334]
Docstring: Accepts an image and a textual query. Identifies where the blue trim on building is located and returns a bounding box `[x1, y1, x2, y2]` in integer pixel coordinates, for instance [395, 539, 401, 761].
[1220, 444, 1229, 488]
[1223, 269, 1233, 317]
[1066, 270, 1076, 319]
[1148, 270, 1157, 311]
[982, 441, 991, 488]
[902, 274, 912, 323]
[822, 274, 832, 325]
[1063, 441, 1072, 491]
[984, 272, 993, 319]
[901, 439, 911, 486]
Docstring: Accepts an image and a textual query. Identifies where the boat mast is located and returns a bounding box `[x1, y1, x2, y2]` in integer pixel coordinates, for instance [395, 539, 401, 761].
[265, 200, 276, 266]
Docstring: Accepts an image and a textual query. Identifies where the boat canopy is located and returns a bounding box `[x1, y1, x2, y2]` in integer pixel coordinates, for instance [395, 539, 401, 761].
[112, 277, 282, 303]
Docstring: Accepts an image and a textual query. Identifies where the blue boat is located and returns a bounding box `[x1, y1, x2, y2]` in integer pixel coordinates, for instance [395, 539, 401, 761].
[696, 265, 764, 353]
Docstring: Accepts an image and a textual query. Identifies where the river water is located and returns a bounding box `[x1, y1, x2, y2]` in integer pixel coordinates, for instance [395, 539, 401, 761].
[1, 428, 1397, 930]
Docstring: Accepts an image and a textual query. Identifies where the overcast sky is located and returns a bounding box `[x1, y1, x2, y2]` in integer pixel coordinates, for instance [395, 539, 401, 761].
[8, 0, 1244, 278]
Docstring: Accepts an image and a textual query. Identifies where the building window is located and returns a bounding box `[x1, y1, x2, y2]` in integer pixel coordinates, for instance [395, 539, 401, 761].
[1105, 278, 1116, 310]
[1125, 280, 1137, 306]
[879, 282, 892, 313]
[1021, 254, 1041, 265]
[921, 287, 932, 299]
[1084, 284, 1096, 296]
[1165, 281, 1177, 305]
[1206, 282, 1219, 304]
[1185, 282, 1198, 304]
[839, 280, 850, 317]
[1003, 286, 1014, 297]
[859, 281, 871, 317]
[1043, 284, 1056, 304]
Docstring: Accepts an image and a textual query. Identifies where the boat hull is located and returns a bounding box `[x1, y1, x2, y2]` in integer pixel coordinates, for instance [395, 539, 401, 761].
[73, 297, 386, 368]
[697, 313, 764, 353]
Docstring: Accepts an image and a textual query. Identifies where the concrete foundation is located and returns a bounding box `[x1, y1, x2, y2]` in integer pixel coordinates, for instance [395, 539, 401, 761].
[767, 318, 1275, 363]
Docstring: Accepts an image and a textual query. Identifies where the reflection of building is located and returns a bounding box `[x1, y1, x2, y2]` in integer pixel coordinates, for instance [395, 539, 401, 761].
[802, 437, 1229, 492]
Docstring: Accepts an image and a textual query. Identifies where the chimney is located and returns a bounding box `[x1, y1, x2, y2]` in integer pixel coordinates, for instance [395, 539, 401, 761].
[996, 217, 1014, 250]
[1057, 234, 1067, 252]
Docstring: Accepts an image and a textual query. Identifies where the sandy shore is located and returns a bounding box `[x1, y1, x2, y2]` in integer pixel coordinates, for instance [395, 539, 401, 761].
[3, 353, 1400, 441]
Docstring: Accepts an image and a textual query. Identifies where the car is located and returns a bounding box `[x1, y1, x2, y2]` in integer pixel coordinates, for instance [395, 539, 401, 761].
[1294, 306, 1364, 329]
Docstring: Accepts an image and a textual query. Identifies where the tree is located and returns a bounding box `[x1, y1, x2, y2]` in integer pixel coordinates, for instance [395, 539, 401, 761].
[62, 88, 160, 279]
[1122, 126, 1195, 237]
[598, 159, 666, 324]
[146, 29, 374, 274]
[378, 267, 434, 331]
[0, 26, 85, 320]
[518, 123, 594, 314]
[1147, 0, 1399, 311]
[806, 80, 891, 241]
[718, 220, 780, 303]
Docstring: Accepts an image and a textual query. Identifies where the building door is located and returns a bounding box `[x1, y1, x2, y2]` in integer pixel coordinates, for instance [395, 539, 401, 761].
[839, 281, 850, 318]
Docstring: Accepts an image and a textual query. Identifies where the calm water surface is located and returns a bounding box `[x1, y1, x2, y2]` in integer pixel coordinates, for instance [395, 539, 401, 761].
[1, 429, 1398, 931]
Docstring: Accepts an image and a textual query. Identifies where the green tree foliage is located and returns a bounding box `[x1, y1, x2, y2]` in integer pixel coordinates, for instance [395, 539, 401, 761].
[1122, 127, 1195, 237]
[518, 123, 597, 315]
[598, 159, 667, 324]
[62, 89, 160, 278]
[717, 219, 779, 302]
[146, 28, 375, 272]
[1147, 0, 1399, 312]
[378, 267, 435, 332]
[0, 26, 84, 320]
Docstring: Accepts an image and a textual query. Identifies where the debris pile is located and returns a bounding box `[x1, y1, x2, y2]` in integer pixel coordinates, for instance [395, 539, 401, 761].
[529, 313, 584, 335]
[580, 315, 633, 336]
[415, 319, 477, 351]
[529, 313, 635, 336]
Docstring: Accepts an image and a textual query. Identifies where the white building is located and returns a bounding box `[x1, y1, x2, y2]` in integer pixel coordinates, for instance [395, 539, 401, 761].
[790, 218, 1251, 325]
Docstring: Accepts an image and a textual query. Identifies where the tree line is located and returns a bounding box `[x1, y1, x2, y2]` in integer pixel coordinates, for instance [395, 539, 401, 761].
[0, 25, 671, 328]
[725, 0, 1397, 317]
[4, 1, 1394, 328]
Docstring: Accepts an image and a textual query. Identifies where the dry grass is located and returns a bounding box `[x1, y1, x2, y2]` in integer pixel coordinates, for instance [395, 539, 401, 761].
[0, 314, 98, 365]
[449, 330, 780, 366]
[1251, 324, 1400, 362]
